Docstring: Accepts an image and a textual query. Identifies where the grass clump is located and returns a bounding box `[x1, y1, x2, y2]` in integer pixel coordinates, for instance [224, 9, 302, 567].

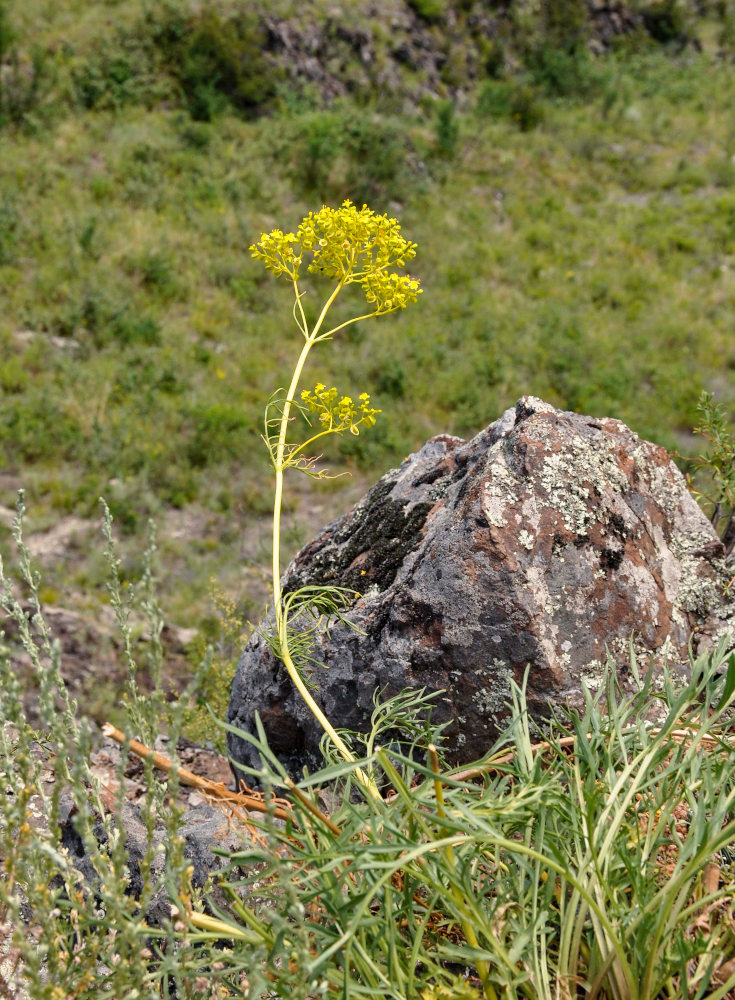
[0, 4, 52, 129]
[407, 0, 446, 25]
[147, 4, 282, 123]
[284, 106, 415, 205]
[182, 641, 735, 999]
[475, 79, 546, 131]
[639, 0, 691, 46]
[4, 528, 735, 998]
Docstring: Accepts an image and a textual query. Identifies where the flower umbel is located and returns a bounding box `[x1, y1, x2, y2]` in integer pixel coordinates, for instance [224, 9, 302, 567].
[301, 383, 381, 435]
[362, 270, 422, 313]
[249, 199, 422, 315]
[249, 229, 301, 279]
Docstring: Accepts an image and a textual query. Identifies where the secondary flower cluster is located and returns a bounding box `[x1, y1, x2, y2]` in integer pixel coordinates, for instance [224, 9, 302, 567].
[300, 383, 381, 435]
[250, 200, 422, 315]
[362, 270, 422, 314]
[249, 228, 300, 279]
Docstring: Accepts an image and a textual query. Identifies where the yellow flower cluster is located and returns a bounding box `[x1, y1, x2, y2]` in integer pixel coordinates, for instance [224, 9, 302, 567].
[248, 228, 301, 279]
[300, 382, 381, 435]
[250, 200, 422, 315]
[362, 270, 422, 313]
[297, 199, 416, 280]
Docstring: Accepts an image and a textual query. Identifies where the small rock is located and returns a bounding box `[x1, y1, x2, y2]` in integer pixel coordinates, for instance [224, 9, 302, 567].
[56, 736, 249, 922]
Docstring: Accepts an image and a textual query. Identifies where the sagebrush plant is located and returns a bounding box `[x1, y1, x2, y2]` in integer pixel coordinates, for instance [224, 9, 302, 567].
[180, 579, 251, 754]
[249, 199, 421, 801]
[687, 391, 735, 559]
[0, 497, 216, 998]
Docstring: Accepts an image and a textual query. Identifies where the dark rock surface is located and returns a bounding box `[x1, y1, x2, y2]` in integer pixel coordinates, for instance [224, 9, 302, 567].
[56, 735, 244, 923]
[0, 731, 249, 995]
[227, 396, 735, 777]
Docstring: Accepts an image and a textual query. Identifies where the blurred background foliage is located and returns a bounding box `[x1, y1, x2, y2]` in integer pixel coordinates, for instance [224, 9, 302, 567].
[1, 0, 734, 728]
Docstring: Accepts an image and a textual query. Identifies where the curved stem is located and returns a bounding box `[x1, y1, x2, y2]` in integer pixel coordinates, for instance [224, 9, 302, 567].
[279, 640, 380, 802]
[293, 279, 309, 339]
[271, 280, 382, 804]
[289, 418, 370, 462]
[271, 340, 313, 617]
[272, 280, 344, 603]
[316, 310, 379, 342]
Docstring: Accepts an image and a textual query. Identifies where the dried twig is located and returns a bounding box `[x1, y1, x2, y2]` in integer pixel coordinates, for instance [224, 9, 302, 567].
[101, 723, 293, 822]
[437, 726, 734, 785]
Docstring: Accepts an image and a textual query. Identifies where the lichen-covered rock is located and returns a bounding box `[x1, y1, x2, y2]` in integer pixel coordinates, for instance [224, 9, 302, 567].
[227, 397, 735, 776]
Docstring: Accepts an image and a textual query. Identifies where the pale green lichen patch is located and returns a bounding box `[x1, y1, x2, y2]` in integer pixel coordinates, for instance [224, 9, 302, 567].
[482, 414, 639, 541]
[518, 529, 535, 550]
[580, 658, 605, 691]
[474, 659, 514, 725]
[656, 635, 677, 665]
[669, 525, 734, 620]
[633, 447, 687, 521]
[670, 527, 719, 559]
[676, 553, 722, 615]
[537, 434, 631, 536]
[481, 463, 518, 528]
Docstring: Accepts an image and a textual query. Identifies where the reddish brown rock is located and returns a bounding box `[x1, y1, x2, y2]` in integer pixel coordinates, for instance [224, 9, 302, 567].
[227, 397, 735, 775]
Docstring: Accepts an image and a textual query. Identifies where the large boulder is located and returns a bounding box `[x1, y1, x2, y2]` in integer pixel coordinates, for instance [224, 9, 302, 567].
[227, 396, 735, 776]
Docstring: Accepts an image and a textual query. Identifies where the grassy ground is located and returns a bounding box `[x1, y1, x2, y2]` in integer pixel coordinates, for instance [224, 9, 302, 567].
[1, 2, 734, 725]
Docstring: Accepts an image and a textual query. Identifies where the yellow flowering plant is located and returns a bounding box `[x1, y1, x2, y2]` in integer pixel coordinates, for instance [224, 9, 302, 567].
[250, 200, 422, 801]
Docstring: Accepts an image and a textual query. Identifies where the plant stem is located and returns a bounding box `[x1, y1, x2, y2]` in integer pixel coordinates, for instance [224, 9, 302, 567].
[270, 280, 382, 804]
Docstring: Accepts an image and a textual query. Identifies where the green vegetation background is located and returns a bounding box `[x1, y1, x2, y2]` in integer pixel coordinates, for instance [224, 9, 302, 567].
[1, 0, 734, 728]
